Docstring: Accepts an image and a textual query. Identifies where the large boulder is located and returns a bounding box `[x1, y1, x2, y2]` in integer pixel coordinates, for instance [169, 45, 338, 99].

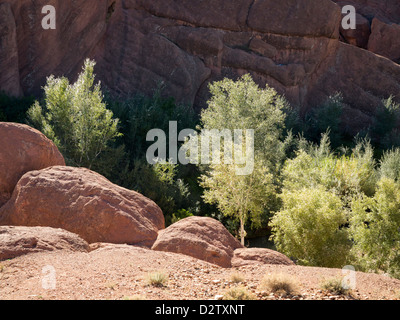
[231, 248, 295, 267]
[0, 226, 89, 261]
[0, 122, 65, 207]
[368, 18, 400, 63]
[152, 216, 243, 268]
[0, 166, 165, 246]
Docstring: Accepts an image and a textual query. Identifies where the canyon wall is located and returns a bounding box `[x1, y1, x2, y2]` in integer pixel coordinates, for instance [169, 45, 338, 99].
[0, 0, 399, 130]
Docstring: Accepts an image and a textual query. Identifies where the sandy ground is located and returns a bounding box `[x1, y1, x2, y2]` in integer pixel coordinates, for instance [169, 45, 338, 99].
[1, 244, 400, 300]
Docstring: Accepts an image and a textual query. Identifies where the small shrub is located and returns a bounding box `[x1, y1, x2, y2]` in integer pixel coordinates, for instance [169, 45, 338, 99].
[223, 286, 256, 300]
[146, 271, 169, 287]
[260, 273, 299, 296]
[320, 277, 352, 296]
[230, 272, 245, 284]
[379, 148, 400, 182]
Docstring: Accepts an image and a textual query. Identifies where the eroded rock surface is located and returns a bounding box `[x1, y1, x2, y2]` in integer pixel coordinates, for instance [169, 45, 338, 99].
[0, 122, 65, 207]
[152, 216, 243, 268]
[0, 0, 399, 127]
[0, 166, 165, 246]
[0, 226, 89, 260]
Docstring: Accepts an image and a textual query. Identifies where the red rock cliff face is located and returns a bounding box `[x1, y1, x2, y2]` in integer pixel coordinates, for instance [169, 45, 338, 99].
[0, 0, 399, 123]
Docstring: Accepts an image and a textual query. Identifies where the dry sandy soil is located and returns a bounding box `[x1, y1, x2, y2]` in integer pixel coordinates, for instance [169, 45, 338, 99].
[1, 244, 400, 301]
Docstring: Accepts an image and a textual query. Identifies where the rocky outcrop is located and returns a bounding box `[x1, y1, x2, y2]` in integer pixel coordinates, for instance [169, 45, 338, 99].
[0, 226, 89, 260]
[0, 3, 22, 96]
[232, 248, 295, 267]
[368, 18, 400, 64]
[0, 122, 65, 207]
[0, 0, 399, 127]
[333, 0, 400, 62]
[0, 166, 165, 246]
[152, 216, 243, 268]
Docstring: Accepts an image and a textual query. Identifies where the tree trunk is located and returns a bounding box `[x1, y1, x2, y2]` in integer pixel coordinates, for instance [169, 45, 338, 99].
[240, 216, 245, 246]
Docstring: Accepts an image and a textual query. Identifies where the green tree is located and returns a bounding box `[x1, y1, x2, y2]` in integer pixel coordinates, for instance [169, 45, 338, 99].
[271, 186, 351, 267]
[282, 134, 376, 202]
[200, 156, 275, 245]
[371, 96, 400, 150]
[196, 74, 289, 243]
[350, 178, 400, 278]
[271, 134, 377, 267]
[27, 59, 121, 169]
[200, 74, 288, 175]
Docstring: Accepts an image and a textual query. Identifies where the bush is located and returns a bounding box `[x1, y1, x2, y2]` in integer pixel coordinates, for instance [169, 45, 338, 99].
[305, 93, 344, 148]
[350, 178, 400, 278]
[379, 148, 400, 182]
[168, 209, 194, 226]
[118, 159, 196, 224]
[260, 273, 299, 296]
[146, 271, 169, 287]
[107, 87, 198, 160]
[106, 88, 203, 221]
[282, 134, 377, 202]
[270, 186, 351, 268]
[230, 273, 245, 284]
[27, 59, 121, 170]
[370, 96, 400, 150]
[320, 277, 352, 296]
[223, 287, 256, 300]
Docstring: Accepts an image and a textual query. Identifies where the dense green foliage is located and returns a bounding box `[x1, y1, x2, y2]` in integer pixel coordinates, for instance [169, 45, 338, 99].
[0, 92, 34, 123]
[27, 59, 121, 170]
[350, 177, 400, 278]
[198, 75, 288, 244]
[271, 135, 376, 267]
[201, 74, 290, 176]
[3, 65, 400, 278]
[105, 89, 203, 223]
[271, 186, 350, 267]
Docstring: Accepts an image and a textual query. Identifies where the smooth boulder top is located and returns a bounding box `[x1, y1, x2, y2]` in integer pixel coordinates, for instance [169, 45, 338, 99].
[152, 216, 243, 268]
[232, 247, 295, 267]
[0, 122, 65, 207]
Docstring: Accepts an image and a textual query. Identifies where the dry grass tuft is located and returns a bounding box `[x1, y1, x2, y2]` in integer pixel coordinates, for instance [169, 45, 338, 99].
[223, 286, 256, 300]
[146, 271, 169, 287]
[320, 277, 352, 296]
[230, 272, 245, 284]
[260, 273, 299, 296]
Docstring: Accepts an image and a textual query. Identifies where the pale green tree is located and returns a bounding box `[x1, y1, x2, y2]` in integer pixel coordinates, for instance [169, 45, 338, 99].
[350, 177, 400, 278]
[196, 74, 289, 243]
[270, 186, 351, 267]
[28, 59, 121, 169]
[200, 155, 275, 245]
[200, 73, 289, 175]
